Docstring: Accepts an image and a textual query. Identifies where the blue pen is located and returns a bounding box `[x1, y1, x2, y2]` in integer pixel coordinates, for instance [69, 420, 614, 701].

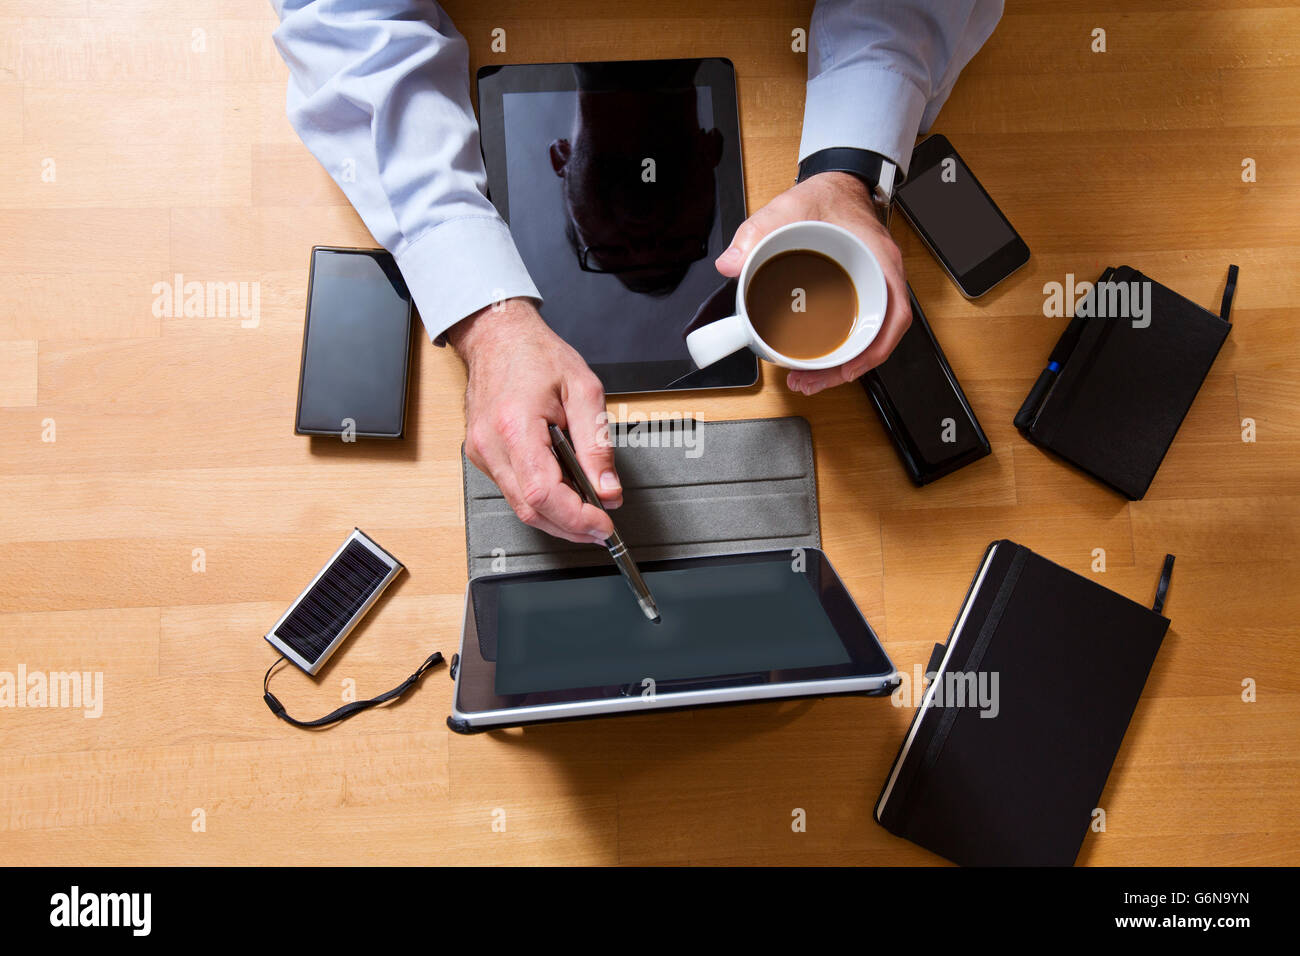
[1016, 315, 1087, 430]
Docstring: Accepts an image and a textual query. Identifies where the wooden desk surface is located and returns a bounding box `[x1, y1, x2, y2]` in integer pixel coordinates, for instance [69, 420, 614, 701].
[1, 0, 1297, 866]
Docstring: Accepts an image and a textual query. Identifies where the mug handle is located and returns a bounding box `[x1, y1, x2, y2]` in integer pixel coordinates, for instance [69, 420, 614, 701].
[685, 314, 749, 369]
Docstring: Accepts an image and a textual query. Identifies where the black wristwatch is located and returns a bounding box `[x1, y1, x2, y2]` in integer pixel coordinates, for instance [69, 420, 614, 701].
[796, 147, 897, 224]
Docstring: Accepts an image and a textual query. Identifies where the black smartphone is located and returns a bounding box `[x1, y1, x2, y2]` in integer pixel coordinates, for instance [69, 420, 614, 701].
[895, 134, 1029, 298]
[861, 284, 990, 485]
[295, 246, 414, 439]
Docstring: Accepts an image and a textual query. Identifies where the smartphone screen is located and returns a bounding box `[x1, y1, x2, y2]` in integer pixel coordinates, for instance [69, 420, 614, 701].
[862, 286, 990, 484]
[296, 248, 413, 438]
[895, 135, 1029, 297]
[872, 318, 982, 467]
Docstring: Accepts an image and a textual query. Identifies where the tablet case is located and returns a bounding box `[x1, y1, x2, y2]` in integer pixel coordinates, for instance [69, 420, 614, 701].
[461, 416, 819, 578]
[1015, 264, 1236, 499]
[874, 540, 1173, 866]
[861, 283, 991, 485]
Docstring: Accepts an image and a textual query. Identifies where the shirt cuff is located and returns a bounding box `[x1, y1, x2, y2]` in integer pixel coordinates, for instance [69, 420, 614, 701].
[798, 65, 929, 179]
[394, 215, 541, 345]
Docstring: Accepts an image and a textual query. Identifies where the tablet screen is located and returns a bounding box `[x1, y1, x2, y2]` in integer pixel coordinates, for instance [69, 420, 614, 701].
[456, 550, 894, 717]
[478, 59, 757, 394]
[493, 561, 849, 695]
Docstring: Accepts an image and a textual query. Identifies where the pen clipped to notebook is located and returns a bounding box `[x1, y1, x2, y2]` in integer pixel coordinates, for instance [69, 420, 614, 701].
[548, 423, 661, 624]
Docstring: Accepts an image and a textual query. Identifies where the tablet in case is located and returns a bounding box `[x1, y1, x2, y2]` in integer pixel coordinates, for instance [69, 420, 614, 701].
[874, 540, 1173, 866]
[449, 548, 898, 733]
[449, 416, 898, 732]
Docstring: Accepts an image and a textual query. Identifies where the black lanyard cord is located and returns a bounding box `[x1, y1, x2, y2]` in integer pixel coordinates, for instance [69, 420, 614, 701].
[263, 651, 445, 729]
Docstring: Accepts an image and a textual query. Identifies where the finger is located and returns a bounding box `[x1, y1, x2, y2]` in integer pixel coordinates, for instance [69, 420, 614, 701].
[467, 423, 590, 544]
[849, 228, 912, 373]
[785, 283, 913, 396]
[504, 414, 615, 543]
[715, 204, 786, 276]
[849, 272, 912, 374]
[562, 373, 622, 508]
[497, 470, 590, 544]
[786, 367, 842, 396]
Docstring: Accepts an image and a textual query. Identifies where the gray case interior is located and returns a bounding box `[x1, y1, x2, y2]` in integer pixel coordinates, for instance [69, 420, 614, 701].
[462, 416, 820, 577]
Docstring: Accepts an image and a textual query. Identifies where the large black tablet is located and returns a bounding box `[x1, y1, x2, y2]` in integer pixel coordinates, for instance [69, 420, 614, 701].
[448, 549, 897, 732]
[476, 58, 758, 394]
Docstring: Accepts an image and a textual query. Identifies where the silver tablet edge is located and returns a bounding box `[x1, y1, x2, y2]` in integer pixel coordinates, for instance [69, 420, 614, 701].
[450, 553, 899, 729]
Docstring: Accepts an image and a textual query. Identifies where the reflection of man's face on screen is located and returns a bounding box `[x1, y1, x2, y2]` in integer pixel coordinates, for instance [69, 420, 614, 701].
[549, 87, 723, 295]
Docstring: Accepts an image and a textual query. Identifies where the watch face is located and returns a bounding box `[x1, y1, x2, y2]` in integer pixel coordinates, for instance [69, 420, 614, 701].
[870, 191, 892, 227]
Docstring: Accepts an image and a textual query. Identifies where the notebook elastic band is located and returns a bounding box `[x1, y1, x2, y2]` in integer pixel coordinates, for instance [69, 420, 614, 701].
[1219, 264, 1239, 323]
[1152, 554, 1176, 615]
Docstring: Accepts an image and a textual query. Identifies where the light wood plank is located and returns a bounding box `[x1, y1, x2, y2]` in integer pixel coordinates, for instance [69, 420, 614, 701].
[0, 339, 37, 405]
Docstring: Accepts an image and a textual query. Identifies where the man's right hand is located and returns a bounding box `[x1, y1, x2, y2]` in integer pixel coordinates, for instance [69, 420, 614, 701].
[447, 298, 622, 545]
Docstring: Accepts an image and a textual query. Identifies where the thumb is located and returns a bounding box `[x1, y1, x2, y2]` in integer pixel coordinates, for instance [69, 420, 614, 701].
[715, 207, 780, 277]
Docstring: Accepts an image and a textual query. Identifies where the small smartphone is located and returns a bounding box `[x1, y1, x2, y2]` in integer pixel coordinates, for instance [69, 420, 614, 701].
[295, 246, 414, 439]
[861, 284, 991, 485]
[895, 134, 1029, 298]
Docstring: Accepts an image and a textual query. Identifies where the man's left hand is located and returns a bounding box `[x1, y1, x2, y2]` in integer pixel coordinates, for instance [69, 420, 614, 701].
[715, 172, 912, 395]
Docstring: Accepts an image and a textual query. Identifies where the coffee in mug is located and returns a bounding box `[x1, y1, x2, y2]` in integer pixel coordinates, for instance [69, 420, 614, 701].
[745, 250, 858, 360]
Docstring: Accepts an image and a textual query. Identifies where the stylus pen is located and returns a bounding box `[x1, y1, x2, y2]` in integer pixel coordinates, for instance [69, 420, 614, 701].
[548, 424, 661, 624]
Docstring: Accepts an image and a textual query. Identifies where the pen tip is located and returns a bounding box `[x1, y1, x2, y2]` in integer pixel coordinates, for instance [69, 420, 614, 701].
[636, 593, 661, 624]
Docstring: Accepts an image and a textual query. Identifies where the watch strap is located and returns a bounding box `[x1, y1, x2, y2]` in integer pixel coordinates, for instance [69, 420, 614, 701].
[798, 147, 896, 195]
[797, 147, 896, 224]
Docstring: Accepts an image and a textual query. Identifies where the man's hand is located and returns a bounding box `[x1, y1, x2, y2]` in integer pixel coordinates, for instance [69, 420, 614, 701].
[715, 172, 911, 395]
[448, 298, 621, 544]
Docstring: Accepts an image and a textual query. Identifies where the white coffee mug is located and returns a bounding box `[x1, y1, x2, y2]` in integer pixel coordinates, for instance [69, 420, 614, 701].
[686, 220, 887, 370]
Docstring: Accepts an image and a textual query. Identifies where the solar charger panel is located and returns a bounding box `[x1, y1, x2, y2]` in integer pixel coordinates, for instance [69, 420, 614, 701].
[264, 528, 403, 675]
[261, 529, 444, 730]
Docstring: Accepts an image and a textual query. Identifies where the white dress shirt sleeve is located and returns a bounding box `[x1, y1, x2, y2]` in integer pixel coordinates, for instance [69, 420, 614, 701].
[799, 0, 1004, 178]
[271, 0, 540, 343]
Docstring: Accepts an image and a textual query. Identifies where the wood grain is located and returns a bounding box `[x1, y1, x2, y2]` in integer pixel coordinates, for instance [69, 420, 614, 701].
[0, 0, 1296, 866]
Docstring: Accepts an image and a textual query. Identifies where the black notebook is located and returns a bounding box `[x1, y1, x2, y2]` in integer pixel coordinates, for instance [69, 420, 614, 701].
[1015, 265, 1236, 499]
[874, 540, 1173, 866]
